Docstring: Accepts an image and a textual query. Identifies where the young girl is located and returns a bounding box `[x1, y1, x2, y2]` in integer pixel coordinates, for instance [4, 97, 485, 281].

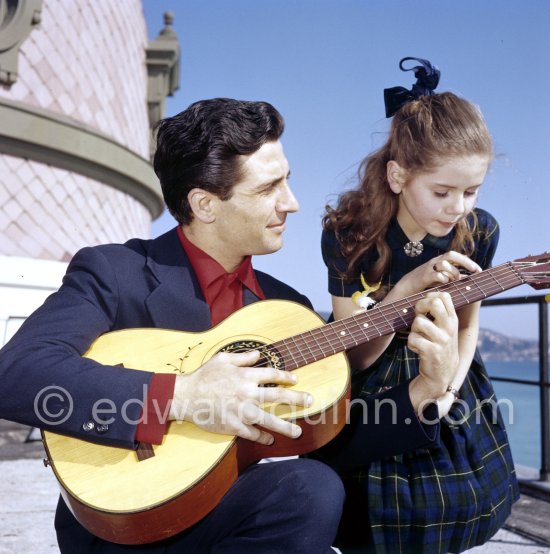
[321, 58, 519, 552]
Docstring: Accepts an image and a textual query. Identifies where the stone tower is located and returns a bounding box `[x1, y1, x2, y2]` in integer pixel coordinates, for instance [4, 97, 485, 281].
[0, 0, 179, 343]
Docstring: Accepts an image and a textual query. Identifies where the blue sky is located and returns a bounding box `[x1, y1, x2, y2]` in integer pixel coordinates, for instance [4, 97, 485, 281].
[143, 0, 550, 340]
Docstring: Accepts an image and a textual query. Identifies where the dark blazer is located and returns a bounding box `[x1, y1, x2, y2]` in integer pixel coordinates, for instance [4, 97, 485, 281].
[0, 227, 439, 467]
[0, 228, 312, 447]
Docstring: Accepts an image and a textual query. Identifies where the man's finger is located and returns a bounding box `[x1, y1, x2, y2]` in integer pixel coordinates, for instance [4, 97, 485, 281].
[249, 367, 298, 387]
[417, 292, 454, 319]
[255, 408, 303, 439]
[407, 332, 431, 356]
[227, 349, 262, 366]
[423, 292, 458, 326]
[240, 402, 302, 440]
[258, 386, 313, 407]
[238, 423, 274, 445]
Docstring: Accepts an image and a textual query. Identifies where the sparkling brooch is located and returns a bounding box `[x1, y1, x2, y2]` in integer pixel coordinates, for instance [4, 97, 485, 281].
[403, 241, 424, 257]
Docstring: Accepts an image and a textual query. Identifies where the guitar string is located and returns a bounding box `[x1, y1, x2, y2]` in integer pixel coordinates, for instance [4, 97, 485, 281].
[226, 263, 536, 369]
[279, 261, 546, 363]
[237, 271, 524, 371]
[220, 262, 533, 370]
[243, 259, 546, 369]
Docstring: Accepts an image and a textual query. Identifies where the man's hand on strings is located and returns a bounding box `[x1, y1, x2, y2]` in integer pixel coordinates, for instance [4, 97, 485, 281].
[408, 292, 460, 414]
[169, 350, 312, 444]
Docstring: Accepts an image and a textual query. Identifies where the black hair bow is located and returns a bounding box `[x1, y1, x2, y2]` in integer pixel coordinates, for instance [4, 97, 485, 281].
[383, 57, 440, 118]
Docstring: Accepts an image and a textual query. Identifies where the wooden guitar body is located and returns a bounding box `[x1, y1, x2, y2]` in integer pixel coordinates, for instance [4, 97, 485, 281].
[42, 300, 350, 544]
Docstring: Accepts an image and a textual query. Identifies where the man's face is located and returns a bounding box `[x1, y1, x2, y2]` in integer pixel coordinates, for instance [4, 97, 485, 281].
[209, 140, 299, 270]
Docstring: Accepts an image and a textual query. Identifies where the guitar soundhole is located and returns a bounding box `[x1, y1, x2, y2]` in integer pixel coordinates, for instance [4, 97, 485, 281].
[219, 340, 285, 387]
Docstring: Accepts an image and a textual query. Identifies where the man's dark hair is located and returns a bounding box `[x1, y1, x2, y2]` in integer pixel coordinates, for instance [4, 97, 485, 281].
[153, 98, 285, 225]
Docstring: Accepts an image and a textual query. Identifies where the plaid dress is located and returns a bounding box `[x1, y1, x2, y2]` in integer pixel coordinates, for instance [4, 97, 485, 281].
[322, 208, 519, 553]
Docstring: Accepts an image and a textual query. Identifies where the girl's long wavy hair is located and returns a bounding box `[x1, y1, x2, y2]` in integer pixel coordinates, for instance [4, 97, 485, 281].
[323, 92, 493, 283]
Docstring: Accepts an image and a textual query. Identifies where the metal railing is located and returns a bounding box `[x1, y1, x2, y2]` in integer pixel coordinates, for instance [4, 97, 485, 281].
[481, 294, 549, 481]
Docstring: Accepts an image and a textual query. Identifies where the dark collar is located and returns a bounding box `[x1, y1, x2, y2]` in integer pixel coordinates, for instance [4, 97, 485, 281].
[386, 217, 454, 252]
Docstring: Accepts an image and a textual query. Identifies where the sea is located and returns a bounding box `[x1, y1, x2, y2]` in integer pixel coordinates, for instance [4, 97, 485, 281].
[485, 360, 547, 470]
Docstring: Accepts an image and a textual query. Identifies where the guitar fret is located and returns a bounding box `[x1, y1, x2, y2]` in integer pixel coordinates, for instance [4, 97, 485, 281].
[394, 293, 421, 329]
[308, 328, 325, 359]
[339, 318, 359, 348]
[390, 301, 411, 328]
[377, 308, 393, 335]
[288, 335, 309, 367]
[317, 327, 338, 355]
[303, 331, 324, 363]
[469, 274, 489, 299]
[332, 321, 352, 350]
[452, 279, 470, 305]
[297, 326, 341, 367]
[280, 338, 303, 371]
[402, 295, 417, 315]
[349, 311, 372, 340]
[486, 267, 507, 293]
[275, 341, 297, 371]
[351, 313, 370, 341]
[367, 310, 384, 337]
[503, 263, 526, 289]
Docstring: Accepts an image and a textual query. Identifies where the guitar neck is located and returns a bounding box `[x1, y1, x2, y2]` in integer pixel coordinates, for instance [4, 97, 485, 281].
[275, 261, 525, 371]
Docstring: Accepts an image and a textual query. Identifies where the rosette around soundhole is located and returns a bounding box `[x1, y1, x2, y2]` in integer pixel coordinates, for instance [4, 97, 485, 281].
[219, 340, 285, 386]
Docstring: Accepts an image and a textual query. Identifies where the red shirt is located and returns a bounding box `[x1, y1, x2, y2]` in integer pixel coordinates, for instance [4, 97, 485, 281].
[135, 227, 265, 444]
[177, 226, 265, 325]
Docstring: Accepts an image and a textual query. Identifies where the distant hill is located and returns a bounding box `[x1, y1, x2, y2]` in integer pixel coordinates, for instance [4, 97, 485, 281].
[478, 328, 545, 362]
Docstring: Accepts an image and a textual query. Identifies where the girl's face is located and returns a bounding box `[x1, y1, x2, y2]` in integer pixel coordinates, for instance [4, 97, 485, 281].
[388, 155, 490, 241]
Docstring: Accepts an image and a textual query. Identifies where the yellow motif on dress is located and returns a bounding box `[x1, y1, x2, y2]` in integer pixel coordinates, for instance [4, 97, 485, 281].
[351, 274, 381, 309]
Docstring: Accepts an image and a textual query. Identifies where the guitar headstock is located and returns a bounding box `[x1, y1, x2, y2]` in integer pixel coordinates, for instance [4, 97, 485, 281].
[513, 252, 550, 290]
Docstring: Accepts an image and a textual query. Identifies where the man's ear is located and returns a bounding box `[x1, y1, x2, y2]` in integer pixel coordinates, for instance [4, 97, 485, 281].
[386, 160, 406, 194]
[187, 188, 217, 223]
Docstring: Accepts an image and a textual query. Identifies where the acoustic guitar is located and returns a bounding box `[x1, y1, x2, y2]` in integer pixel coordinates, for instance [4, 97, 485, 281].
[42, 252, 550, 544]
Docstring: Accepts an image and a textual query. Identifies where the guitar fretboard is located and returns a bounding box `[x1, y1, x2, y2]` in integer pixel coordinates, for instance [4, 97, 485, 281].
[270, 261, 525, 371]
